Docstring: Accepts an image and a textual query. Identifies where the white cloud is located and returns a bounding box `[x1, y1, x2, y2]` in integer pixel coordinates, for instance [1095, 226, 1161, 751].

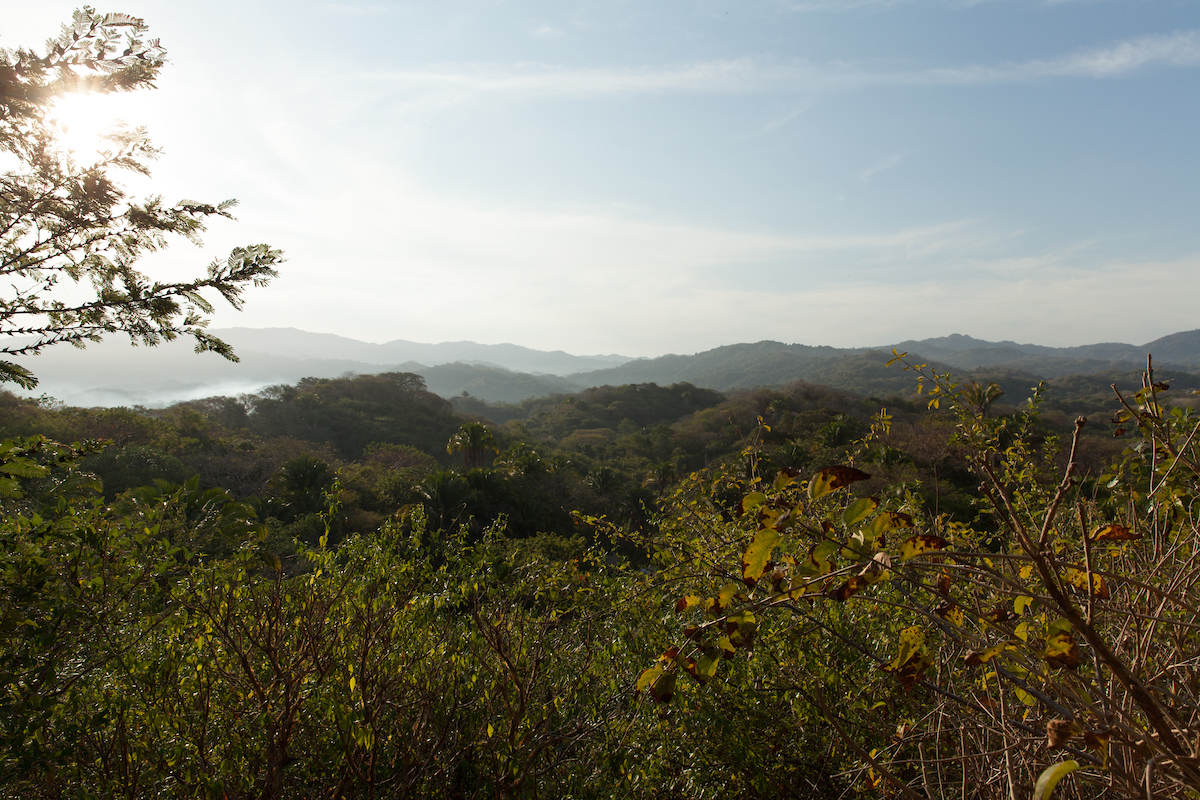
[361, 30, 1200, 105]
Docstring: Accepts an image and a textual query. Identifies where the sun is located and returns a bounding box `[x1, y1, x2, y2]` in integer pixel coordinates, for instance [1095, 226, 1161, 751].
[47, 92, 125, 164]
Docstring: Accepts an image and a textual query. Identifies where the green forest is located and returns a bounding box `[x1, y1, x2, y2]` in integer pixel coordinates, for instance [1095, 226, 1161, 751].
[6, 10, 1200, 800]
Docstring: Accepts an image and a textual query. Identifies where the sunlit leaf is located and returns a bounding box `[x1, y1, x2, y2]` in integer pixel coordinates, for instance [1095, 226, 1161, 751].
[984, 606, 1018, 623]
[842, 496, 880, 527]
[964, 640, 1010, 667]
[934, 600, 964, 627]
[868, 511, 914, 539]
[741, 528, 781, 587]
[739, 492, 768, 516]
[726, 610, 757, 648]
[706, 583, 745, 616]
[1032, 761, 1079, 800]
[897, 534, 948, 562]
[684, 649, 721, 685]
[808, 466, 871, 500]
[1064, 568, 1109, 600]
[675, 595, 700, 613]
[772, 466, 801, 491]
[1014, 595, 1034, 616]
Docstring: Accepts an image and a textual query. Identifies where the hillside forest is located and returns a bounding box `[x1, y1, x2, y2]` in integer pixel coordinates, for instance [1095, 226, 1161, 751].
[6, 350, 1200, 799]
[6, 10, 1200, 800]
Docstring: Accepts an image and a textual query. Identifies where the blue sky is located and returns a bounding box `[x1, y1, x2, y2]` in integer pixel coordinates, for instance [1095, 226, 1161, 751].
[7, 0, 1200, 356]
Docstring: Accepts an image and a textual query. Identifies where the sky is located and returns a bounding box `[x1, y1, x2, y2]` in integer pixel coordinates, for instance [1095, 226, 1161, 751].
[6, 0, 1200, 357]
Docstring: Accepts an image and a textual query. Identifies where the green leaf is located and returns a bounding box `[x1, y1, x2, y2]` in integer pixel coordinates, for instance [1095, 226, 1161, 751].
[0, 458, 50, 478]
[684, 649, 721, 685]
[649, 671, 677, 703]
[1032, 761, 1079, 800]
[797, 539, 838, 576]
[741, 528, 781, 587]
[868, 511, 914, 538]
[842, 496, 879, 527]
[636, 665, 664, 696]
[739, 492, 768, 515]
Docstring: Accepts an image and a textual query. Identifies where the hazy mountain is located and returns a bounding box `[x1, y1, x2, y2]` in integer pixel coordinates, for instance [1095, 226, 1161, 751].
[568, 330, 1200, 390]
[10, 335, 591, 407]
[9, 327, 1199, 408]
[208, 328, 635, 375]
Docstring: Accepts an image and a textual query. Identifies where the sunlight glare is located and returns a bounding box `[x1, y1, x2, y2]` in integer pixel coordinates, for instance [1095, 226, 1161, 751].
[48, 93, 128, 165]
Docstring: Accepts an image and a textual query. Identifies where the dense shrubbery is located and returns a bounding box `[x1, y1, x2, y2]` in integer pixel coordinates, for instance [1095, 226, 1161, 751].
[5, 355, 1200, 799]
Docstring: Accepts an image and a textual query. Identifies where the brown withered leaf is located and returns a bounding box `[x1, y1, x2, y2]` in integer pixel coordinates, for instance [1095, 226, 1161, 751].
[936, 570, 952, 595]
[880, 651, 933, 693]
[769, 569, 789, 593]
[1082, 729, 1111, 752]
[1113, 428, 1127, 437]
[829, 575, 869, 602]
[682, 625, 702, 641]
[1046, 719, 1080, 749]
[984, 606, 1018, 623]
[675, 595, 700, 613]
[1091, 523, 1139, 542]
[1045, 630, 1081, 670]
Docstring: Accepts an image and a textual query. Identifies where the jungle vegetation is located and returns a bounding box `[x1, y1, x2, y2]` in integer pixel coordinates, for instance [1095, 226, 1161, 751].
[5, 10, 1200, 800]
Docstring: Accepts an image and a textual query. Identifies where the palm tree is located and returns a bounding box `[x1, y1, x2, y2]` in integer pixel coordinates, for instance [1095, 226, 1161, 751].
[960, 381, 1004, 418]
[446, 422, 499, 470]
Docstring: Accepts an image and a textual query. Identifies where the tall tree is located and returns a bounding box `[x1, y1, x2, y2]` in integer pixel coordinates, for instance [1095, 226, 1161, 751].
[0, 8, 282, 389]
[447, 421, 499, 470]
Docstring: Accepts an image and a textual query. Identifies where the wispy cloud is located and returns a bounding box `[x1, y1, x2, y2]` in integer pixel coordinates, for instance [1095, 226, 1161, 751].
[532, 24, 565, 38]
[859, 152, 903, 182]
[364, 30, 1200, 104]
[761, 102, 816, 132]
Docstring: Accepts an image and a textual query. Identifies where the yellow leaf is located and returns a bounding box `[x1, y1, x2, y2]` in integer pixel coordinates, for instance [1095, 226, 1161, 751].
[1032, 761, 1080, 800]
[964, 640, 1010, 666]
[808, 465, 871, 500]
[897, 534, 948, 562]
[1014, 595, 1034, 615]
[934, 601, 964, 627]
[1063, 568, 1109, 599]
[741, 528, 781, 587]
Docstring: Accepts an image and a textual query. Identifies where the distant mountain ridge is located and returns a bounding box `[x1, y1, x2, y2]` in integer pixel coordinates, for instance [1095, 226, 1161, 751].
[7, 327, 1199, 407]
[563, 330, 1200, 391]
[209, 328, 636, 376]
